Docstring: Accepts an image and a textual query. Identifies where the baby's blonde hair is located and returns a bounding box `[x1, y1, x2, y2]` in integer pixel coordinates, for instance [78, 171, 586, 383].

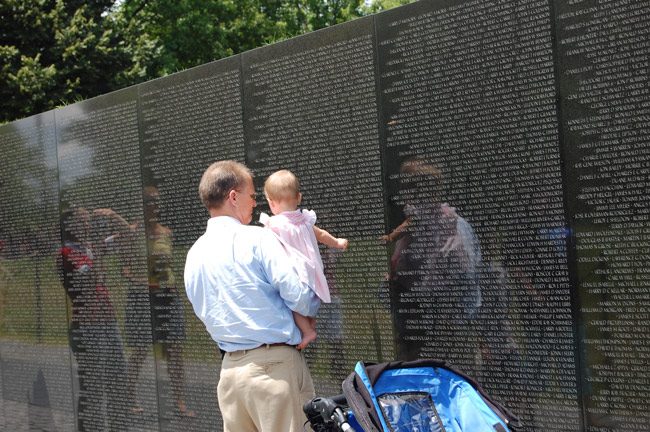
[264, 169, 300, 201]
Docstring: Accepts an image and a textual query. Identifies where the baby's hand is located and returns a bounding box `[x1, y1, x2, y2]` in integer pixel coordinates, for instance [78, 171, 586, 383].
[336, 238, 349, 250]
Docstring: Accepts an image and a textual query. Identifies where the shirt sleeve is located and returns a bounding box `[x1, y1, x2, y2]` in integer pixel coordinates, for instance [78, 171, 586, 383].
[303, 209, 317, 226]
[258, 230, 320, 317]
[259, 212, 271, 227]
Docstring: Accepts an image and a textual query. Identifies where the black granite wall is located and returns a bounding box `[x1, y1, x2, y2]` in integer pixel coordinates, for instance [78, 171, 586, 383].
[0, 0, 648, 430]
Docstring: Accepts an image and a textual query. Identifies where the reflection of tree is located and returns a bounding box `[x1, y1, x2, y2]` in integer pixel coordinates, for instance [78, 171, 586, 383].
[0, 119, 60, 347]
[58, 161, 128, 223]
[56, 100, 143, 226]
[0, 120, 59, 259]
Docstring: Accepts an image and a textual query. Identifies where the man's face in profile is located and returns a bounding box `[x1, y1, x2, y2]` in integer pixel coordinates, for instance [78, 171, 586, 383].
[236, 176, 257, 225]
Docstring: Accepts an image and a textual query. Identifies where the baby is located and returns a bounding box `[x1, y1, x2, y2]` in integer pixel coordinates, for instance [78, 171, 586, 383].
[260, 169, 348, 349]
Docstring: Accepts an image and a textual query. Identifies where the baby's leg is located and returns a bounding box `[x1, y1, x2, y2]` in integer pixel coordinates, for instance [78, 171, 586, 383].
[293, 311, 317, 350]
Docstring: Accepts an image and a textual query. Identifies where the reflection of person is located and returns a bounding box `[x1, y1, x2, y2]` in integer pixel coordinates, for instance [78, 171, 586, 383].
[384, 159, 481, 363]
[58, 207, 128, 431]
[259, 169, 348, 349]
[476, 258, 523, 413]
[184, 160, 320, 432]
[122, 186, 193, 416]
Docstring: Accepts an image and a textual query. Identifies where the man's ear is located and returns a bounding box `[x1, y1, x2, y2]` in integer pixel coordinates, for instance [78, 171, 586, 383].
[228, 189, 238, 203]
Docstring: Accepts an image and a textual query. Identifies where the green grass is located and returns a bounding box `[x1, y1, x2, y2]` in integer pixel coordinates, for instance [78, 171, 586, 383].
[0, 254, 69, 345]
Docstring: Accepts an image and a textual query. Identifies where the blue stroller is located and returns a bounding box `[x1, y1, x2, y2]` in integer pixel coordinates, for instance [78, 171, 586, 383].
[304, 359, 521, 432]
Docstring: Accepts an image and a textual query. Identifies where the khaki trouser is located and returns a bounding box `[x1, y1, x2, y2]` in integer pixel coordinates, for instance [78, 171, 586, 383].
[218, 344, 315, 432]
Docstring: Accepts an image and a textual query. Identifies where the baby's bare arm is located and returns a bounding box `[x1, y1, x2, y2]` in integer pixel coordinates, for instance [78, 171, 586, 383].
[313, 225, 348, 250]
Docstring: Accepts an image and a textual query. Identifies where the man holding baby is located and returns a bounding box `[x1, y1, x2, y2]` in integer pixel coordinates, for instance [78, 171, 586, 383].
[184, 160, 320, 432]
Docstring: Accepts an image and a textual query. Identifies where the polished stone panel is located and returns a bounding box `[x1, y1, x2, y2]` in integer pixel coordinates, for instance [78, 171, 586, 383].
[56, 87, 151, 431]
[376, 1, 579, 429]
[0, 112, 73, 431]
[0, 1, 648, 431]
[242, 17, 391, 396]
[138, 56, 245, 431]
[554, 1, 650, 430]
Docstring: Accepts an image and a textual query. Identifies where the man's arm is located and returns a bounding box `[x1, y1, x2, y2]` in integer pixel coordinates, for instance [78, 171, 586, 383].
[259, 230, 320, 317]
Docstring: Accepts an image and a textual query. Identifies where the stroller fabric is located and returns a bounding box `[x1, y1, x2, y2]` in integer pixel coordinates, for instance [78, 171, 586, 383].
[342, 359, 519, 432]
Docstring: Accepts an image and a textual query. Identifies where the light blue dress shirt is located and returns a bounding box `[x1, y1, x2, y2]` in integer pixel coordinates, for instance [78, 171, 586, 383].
[184, 216, 320, 352]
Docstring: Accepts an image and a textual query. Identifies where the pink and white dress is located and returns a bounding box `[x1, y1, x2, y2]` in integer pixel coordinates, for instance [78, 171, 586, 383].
[259, 209, 331, 303]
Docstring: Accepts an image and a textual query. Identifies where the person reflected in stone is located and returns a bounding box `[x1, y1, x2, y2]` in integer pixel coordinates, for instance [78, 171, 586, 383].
[383, 159, 482, 369]
[58, 207, 128, 431]
[260, 169, 348, 350]
[122, 186, 194, 417]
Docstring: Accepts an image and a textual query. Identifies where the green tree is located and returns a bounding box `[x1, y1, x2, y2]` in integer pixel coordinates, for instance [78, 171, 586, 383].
[116, 0, 368, 79]
[362, 0, 415, 14]
[1, 0, 416, 123]
[0, 0, 130, 123]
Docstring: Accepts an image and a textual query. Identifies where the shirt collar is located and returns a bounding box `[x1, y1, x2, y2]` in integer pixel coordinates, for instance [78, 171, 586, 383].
[206, 215, 243, 231]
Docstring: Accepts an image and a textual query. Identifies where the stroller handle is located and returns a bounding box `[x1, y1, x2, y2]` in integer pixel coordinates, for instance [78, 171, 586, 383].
[303, 395, 352, 431]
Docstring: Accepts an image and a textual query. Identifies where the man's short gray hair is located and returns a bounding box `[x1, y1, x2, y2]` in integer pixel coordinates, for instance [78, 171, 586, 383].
[199, 160, 252, 210]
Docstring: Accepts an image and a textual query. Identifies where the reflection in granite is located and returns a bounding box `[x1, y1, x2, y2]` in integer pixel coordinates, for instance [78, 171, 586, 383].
[0, 1, 648, 431]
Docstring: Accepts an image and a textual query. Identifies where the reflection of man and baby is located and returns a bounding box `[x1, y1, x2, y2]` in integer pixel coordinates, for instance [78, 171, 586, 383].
[384, 160, 530, 370]
[382, 159, 483, 366]
[383, 158, 552, 418]
[58, 158, 533, 431]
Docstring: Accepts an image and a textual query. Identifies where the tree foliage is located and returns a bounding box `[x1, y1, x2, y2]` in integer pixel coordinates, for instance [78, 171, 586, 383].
[1, 0, 415, 124]
[1, 0, 130, 122]
[363, 0, 415, 14]
[116, 0, 370, 79]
